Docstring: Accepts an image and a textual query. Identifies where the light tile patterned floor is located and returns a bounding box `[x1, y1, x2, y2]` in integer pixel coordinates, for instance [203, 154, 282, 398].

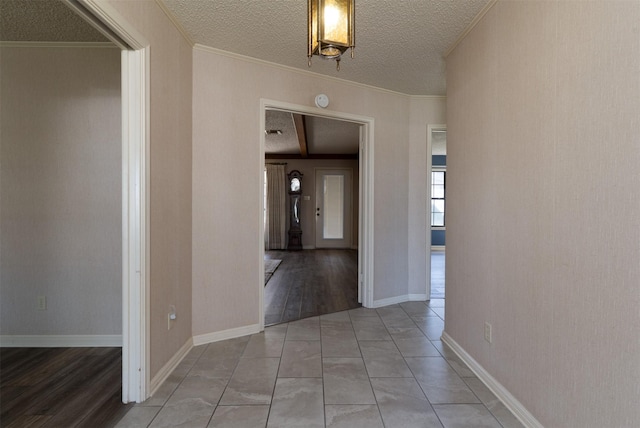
[115, 301, 523, 428]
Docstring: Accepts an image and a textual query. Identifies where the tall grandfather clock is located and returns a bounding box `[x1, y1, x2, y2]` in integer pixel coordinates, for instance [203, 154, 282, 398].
[287, 170, 303, 251]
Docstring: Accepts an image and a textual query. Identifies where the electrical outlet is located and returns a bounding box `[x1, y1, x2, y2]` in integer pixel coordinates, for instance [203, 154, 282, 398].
[484, 322, 492, 344]
[168, 305, 177, 330]
[37, 295, 47, 311]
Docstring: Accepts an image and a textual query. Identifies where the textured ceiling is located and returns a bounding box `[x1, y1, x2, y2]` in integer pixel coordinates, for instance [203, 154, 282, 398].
[265, 110, 360, 156]
[265, 110, 298, 155]
[2, 0, 460, 153]
[0, 0, 109, 42]
[162, 0, 491, 95]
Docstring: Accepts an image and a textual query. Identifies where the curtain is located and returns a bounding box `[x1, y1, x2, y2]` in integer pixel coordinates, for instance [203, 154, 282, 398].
[265, 164, 286, 249]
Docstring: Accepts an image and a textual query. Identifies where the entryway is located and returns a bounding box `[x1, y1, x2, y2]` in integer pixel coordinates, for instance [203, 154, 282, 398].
[260, 100, 376, 329]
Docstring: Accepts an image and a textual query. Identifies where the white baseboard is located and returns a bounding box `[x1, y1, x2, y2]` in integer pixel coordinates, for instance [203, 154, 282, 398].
[372, 294, 410, 308]
[149, 337, 193, 396]
[441, 332, 543, 428]
[150, 323, 262, 397]
[0, 335, 122, 347]
[372, 294, 430, 307]
[303, 245, 316, 250]
[193, 323, 261, 346]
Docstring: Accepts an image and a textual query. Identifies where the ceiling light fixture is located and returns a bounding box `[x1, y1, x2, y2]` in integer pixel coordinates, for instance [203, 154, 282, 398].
[308, 0, 355, 71]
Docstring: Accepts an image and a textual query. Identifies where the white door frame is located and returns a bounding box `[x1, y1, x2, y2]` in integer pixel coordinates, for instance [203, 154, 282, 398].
[426, 124, 446, 299]
[259, 99, 375, 328]
[67, 0, 150, 403]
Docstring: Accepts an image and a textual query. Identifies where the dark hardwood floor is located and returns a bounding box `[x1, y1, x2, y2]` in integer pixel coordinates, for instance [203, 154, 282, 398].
[0, 347, 132, 428]
[264, 249, 361, 325]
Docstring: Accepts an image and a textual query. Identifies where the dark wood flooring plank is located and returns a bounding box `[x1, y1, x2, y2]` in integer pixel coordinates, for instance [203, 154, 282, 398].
[43, 352, 126, 428]
[0, 348, 130, 428]
[265, 249, 360, 325]
[4, 414, 52, 428]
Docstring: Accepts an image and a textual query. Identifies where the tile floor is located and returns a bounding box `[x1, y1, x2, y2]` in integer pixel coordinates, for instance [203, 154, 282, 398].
[115, 301, 523, 428]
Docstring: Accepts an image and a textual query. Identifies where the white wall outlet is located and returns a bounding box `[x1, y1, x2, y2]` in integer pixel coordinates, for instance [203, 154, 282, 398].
[484, 322, 492, 344]
[37, 295, 47, 311]
[168, 305, 177, 330]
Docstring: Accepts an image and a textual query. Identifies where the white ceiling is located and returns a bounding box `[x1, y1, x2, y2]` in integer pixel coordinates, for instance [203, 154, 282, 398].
[1, 0, 491, 94]
[1, 0, 467, 156]
[162, 0, 491, 96]
[161, 0, 486, 155]
[0, 0, 108, 42]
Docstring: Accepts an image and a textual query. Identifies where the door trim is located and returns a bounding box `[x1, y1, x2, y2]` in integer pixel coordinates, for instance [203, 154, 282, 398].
[259, 99, 375, 325]
[68, 0, 150, 403]
[426, 124, 446, 300]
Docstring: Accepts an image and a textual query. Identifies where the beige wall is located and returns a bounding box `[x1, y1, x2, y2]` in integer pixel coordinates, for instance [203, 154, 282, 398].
[408, 97, 446, 297]
[0, 46, 121, 336]
[266, 159, 359, 249]
[192, 46, 445, 336]
[446, 1, 640, 426]
[106, 0, 193, 378]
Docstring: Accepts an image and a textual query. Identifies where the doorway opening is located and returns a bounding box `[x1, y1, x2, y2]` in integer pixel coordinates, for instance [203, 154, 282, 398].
[66, 0, 150, 403]
[259, 100, 375, 328]
[427, 125, 446, 301]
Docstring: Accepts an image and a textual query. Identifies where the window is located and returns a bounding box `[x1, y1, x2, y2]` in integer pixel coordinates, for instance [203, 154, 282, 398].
[431, 170, 445, 227]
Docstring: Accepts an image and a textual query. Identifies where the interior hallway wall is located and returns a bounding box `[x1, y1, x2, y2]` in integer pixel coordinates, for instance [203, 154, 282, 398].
[0, 46, 121, 338]
[445, 1, 640, 426]
[105, 0, 193, 379]
[408, 97, 447, 297]
[192, 45, 449, 337]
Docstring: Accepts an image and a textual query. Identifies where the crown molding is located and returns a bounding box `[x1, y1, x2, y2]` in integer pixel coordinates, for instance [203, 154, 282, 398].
[156, 0, 195, 47]
[0, 41, 116, 48]
[194, 43, 443, 99]
[445, 0, 497, 58]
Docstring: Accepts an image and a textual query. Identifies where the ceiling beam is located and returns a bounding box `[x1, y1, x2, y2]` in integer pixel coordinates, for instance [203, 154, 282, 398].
[292, 114, 308, 158]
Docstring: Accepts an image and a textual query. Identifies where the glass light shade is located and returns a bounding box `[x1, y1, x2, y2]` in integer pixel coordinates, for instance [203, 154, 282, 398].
[308, 0, 354, 66]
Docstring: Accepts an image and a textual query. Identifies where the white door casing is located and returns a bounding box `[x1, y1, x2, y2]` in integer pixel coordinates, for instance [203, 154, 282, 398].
[67, 0, 150, 403]
[426, 124, 446, 300]
[259, 100, 375, 325]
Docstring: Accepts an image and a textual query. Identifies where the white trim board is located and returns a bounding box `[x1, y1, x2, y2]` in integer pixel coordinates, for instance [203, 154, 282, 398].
[193, 324, 261, 347]
[426, 124, 446, 302]
[0, 335, 122, 347]
[372, 294, 429, 308]
[149, 337, 192, 397]
[441, 332, 543, 428]
[71, 0, 151, 404]
[259, 99, 375, 322]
